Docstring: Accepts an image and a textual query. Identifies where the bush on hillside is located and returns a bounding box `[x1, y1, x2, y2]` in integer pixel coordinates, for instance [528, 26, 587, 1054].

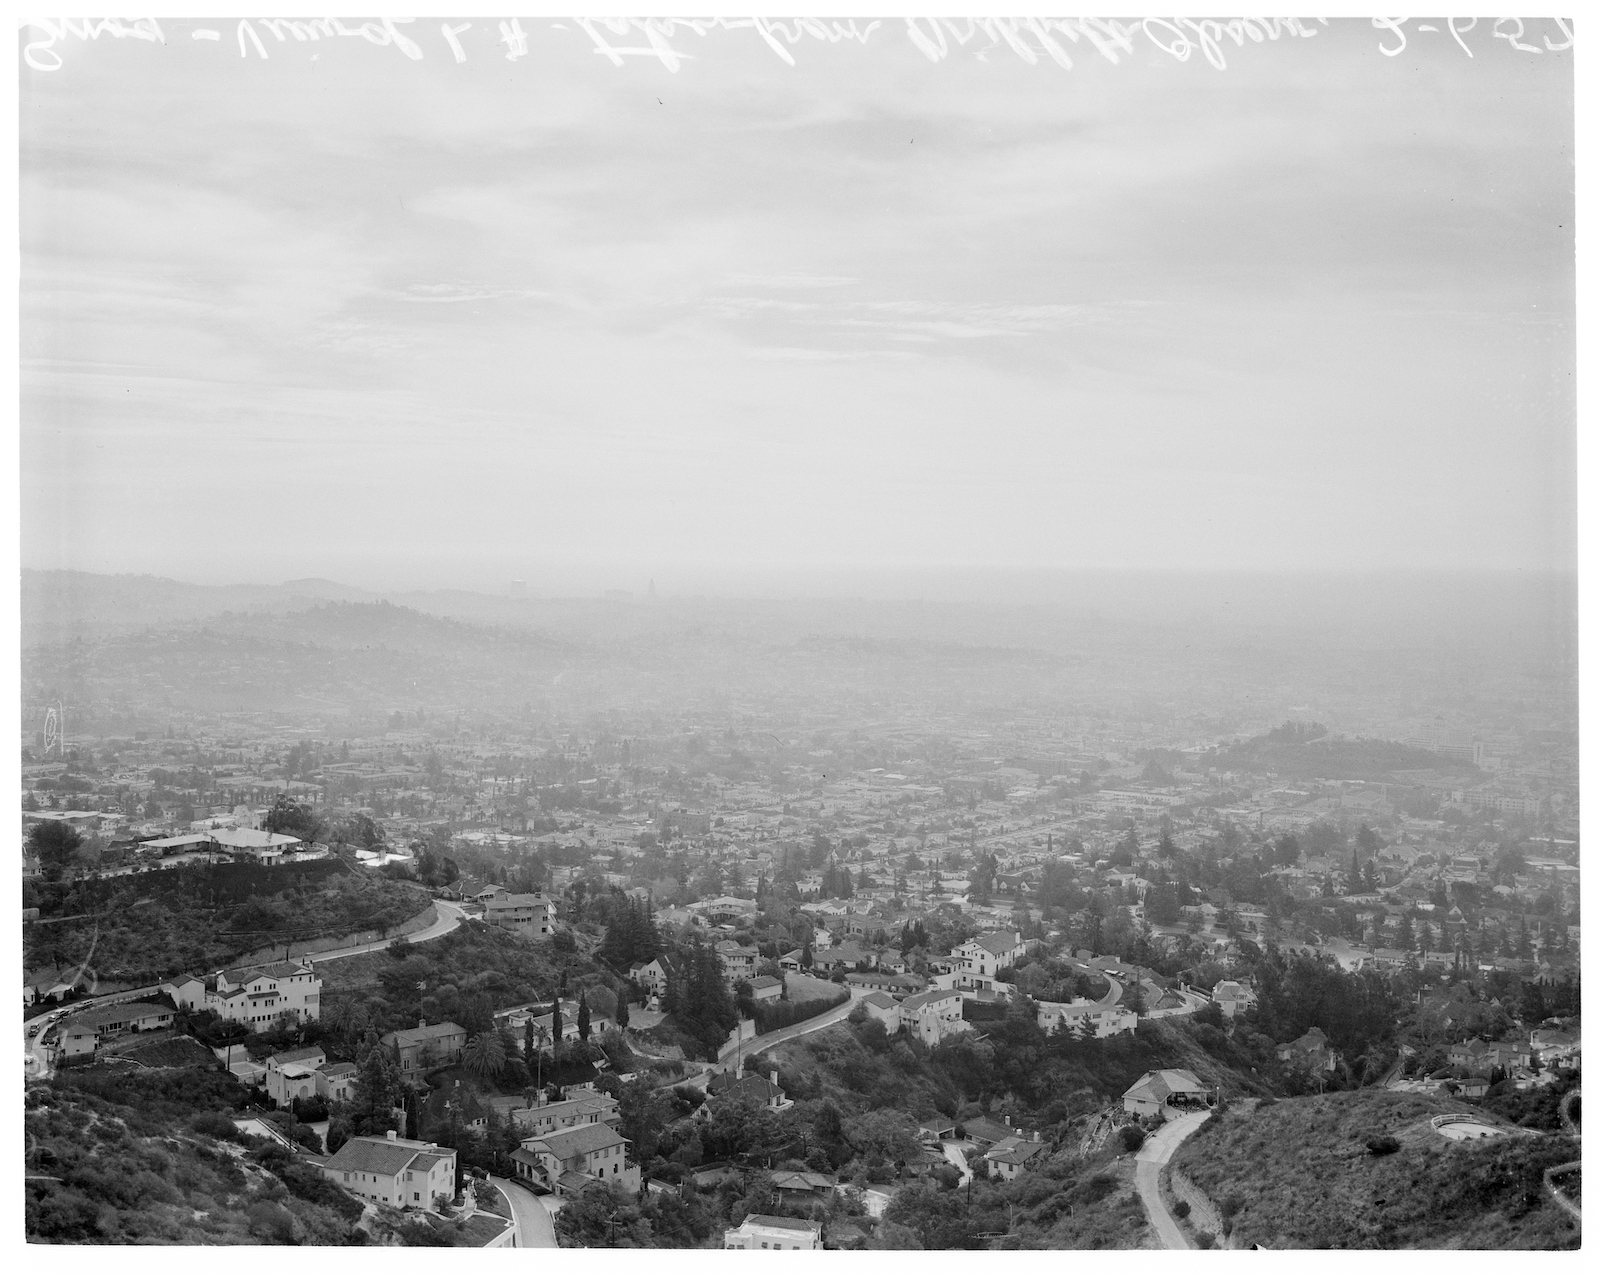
[1120, 1126, 1146, 1153]
[1366, 1135, 1400, 1156]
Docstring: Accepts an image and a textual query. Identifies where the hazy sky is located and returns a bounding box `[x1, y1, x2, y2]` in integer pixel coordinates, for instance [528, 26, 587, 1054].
[21, 17, 1575, 593]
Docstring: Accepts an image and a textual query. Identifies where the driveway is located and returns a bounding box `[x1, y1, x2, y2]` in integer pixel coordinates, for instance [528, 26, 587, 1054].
[489, 1175, 558, 1248]
[940, 1141, 973, 1186]
[1133, 1111, 1211, 1249]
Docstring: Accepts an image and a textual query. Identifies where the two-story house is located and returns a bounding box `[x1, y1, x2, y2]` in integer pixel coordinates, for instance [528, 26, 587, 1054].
[322, 1130, 457, 1211]
[381, 1020, 468, 1083]
[900, 987, 968, 1046]
[511, 1123, 638, 1196]
[211, 961, 323, 1031]
[1209, 979, 1257, 1019]
[629, 953, 681, 1001]
[716, 941, 761, 984]
[265, 1044, 358, 1108]
[481, 887, 556, 940]
[951, 929, 1025, 988]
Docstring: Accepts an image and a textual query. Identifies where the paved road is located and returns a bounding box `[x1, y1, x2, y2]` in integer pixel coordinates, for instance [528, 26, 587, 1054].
[1134, 1111, 1211, 1249]
[714, 989, 862, 1073]
[23, 901, 466, 1079]
[305, 901, 465, 962]
[489, 1175, 558, 1248]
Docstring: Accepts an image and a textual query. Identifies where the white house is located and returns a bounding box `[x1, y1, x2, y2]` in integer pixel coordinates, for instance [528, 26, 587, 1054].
[322, 1131, 457, 1211]
[900, 987, 968, 1046]
[723, 1215, 822, 1250]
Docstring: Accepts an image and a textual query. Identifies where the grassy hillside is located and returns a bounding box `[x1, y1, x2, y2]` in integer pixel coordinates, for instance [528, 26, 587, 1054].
[1170, 1090, 1580, 1249]
[24, 862, 432, 984]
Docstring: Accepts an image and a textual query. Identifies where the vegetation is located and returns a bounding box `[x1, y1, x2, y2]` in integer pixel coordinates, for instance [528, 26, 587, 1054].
[749, 987, 849, 1035]
[25, 1068, 367, 1244]
[317, 923, 615, 1038]
[23, 860, 430, 982]
[1171, 1090, 1581, 1248]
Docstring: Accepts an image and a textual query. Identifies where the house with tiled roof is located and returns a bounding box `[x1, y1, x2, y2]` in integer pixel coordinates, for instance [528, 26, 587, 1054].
[381, 1020, 467, 1082]
[321, 1130, 457, 1211]
[511, 1091, 621, 1137]
[512, 1121, 637, 1196]
[951, 929, 1026, 988]
[1209, 980, 1257, 1019]
[984, 1132, 1048, 1181]
[706, 1067, 793, 1112]
[1122, 1069, 1213, 1120]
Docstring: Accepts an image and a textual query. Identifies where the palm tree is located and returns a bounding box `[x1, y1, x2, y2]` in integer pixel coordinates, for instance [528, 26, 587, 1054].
[527, 1022, 551, 1094]
[462, 1032, 507, 1084]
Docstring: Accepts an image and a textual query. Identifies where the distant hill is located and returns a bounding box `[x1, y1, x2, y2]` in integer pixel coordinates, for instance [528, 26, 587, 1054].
[1212, 732, 1481, 783]
[1170, 1089, 1580, 1249]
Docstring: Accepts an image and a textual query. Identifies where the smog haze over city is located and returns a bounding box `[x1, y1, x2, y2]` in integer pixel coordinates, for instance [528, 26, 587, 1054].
[19, 15, 1580, 1254]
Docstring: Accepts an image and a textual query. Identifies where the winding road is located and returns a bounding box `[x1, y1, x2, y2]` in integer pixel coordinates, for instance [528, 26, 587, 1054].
[1134, 1111, 1212, 1249]
[24, 901, 467, 1079]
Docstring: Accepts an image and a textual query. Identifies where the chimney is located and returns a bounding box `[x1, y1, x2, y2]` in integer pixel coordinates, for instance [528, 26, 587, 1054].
[387, 1129, 397, 1142]
[770, 1070, 779, 1087]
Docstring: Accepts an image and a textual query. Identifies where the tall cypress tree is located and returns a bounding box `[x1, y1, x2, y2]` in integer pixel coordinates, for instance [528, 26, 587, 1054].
[577, 993, 591, 1042]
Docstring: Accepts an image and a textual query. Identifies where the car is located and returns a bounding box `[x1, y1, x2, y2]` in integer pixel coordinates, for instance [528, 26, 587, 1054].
[28, 1026, 39, 1039]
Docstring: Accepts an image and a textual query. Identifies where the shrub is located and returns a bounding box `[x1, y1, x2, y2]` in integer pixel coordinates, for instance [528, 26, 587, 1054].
[189, 1111, 240, 1141]
[1119, 1126, 1146, 1153]
[1173, 1200, 1191, 1219]
[1195, 1231, 1216, 1249]
[1366, 1135, 1401, 1156]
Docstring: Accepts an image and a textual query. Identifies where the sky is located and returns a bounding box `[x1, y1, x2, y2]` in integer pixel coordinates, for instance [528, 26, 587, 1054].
[19, 16, 1576, 595]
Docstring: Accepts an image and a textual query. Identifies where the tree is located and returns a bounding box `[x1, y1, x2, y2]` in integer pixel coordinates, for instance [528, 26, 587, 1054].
[577, 994, 592, 1043]
[462, 1032, 507, 1083]
[525, 1020, 551, 1092]
[28, 820, 84, 880]
[616, 998, 629, 1030]
[800, 937, 814, 971]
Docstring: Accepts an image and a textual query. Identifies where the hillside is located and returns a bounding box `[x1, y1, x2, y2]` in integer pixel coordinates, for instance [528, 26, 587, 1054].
[1212, 733, 1481, 783]
[25, 1065, 365, 1244]
[767, 1014, 1278, 1131]
[23, 861, 433, 986]
[1169, 1090, 1580, 1249]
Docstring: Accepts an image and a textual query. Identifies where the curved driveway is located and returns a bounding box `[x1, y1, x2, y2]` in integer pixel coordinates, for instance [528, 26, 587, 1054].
[489, 1174, 558, 1247]
[1134, 1111, 1211, 1249]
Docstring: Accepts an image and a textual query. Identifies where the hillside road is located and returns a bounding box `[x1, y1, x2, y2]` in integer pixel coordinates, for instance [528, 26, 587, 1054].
[1134, 1111, 1212, 1249]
